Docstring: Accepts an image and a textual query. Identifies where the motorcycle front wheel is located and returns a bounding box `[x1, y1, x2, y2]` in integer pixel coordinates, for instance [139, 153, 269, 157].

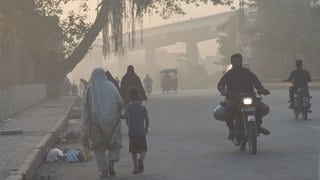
[247, 122, 257, 155]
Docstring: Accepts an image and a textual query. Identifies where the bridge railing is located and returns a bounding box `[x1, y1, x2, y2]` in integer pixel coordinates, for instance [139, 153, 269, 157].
[0, 84, 47, 120]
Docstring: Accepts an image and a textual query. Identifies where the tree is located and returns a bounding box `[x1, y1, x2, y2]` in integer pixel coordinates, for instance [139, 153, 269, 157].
[248, 0, 316, 77]
[0, 0, 234, 97]
[217, 0, 320, 78]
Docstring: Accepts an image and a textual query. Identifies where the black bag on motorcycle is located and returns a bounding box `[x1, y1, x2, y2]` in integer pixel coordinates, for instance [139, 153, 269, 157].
[258, 101, 270, 117]
[213, 101, 228, 121]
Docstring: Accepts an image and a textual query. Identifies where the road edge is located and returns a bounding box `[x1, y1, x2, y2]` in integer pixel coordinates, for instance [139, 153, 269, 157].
[6, 97, 75, 180]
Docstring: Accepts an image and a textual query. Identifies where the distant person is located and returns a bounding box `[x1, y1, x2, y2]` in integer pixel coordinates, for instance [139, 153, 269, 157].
[61, 77, 71, 96]
[81, 68, 123, 178]
[80, 78, 89, 89]
[123, 88, 150, 174]
[143, 74, 153, 96]
[286, 59, 311, 108]
[120, 65, 147, 105]
[79, 80, 85, 96]
[115, 77, 120, 85]
[106, 71, 120, 91]
[80, 78, 89, 96]
[71, 81, 78, 95]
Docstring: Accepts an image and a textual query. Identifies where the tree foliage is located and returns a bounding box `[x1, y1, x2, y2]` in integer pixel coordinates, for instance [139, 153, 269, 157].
[217, 0, 320, 77]
[34, 0, 91, 56]
[251, 0, 320, 77]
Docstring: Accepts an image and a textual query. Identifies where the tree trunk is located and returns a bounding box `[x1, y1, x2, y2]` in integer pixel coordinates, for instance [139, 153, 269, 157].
[44, 1, 111, 98]
[45, 1, 112, 98]
[61, 1, 111, 75]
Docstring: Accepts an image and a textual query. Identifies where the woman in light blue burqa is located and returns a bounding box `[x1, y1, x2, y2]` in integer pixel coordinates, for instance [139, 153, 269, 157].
[81, 68, 123, 178]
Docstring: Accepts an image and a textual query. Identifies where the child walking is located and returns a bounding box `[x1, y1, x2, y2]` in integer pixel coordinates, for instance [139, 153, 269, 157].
[124, 88, 150, 174]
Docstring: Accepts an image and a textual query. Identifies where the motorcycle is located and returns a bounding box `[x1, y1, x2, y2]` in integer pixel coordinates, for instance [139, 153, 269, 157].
[225, 92, 268, 155]
[144, 84, 152, 96]
[291, 86, 311, 120]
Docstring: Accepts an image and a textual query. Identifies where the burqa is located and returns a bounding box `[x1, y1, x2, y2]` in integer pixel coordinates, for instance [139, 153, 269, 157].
[120, 65, 147, 105]
[106, 71, 120, 91]
[81, 68, 123, 175]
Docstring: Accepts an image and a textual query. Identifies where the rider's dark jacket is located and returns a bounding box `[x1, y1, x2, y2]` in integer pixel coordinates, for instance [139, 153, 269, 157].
[217, 67, 265, 96]
[288, 68, 311, 88]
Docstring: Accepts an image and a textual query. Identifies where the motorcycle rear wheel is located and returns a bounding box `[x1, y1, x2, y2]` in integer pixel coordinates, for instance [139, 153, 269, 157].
[293, 109, 299, 119]
[302, 109, 308, 120]
[240, 143, 246, 151]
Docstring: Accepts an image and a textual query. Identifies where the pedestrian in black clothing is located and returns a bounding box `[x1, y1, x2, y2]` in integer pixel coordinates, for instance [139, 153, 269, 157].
[120, 65, 147, 105]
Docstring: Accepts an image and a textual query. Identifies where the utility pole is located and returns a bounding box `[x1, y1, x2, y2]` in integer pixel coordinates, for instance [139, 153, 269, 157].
[239, 0, 245, 33]
[238, 0, 247, 63]
[239, 0, 245, 32]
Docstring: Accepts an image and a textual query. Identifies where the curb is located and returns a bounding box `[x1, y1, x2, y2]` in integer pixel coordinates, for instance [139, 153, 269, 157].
[6, 97, 75, 180]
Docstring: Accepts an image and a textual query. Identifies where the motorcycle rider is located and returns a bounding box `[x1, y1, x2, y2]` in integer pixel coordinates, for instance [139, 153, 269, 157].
[143, 74, 153, 95]
[286, 59, 311, 108]
[217, 53, 271, 140]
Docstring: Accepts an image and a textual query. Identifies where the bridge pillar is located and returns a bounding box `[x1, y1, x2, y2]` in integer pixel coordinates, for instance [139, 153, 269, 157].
[186, 41, 200, 64]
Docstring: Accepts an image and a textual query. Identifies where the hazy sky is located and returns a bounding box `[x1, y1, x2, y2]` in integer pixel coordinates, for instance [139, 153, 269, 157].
[65, 1, 234, 28]
[141, 3, 232, 28]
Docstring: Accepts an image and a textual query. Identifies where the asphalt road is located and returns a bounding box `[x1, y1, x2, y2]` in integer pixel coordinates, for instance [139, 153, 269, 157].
[37, 89, 320, 180]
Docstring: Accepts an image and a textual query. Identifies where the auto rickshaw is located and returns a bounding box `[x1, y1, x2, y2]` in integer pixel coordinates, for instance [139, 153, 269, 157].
[160, 69, 178, 93]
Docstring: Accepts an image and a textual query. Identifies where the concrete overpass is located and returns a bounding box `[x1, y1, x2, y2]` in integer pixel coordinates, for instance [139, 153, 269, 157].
[138, 10, 234, 40]
[112, 10, 236, 77]
[129, 11, 235, 64]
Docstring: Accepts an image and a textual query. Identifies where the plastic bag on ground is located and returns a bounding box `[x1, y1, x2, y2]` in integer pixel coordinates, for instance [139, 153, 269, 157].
[63, 148, 88, 163]
[65, 149, 80, 163]
[46, 148, 65, 163]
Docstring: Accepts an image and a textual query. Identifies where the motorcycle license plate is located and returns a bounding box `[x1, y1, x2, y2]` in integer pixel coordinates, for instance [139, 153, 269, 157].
[241, 107, 256, 112]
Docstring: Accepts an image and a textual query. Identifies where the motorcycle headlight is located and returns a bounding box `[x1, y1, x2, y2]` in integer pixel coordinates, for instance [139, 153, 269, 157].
[243, 97, 253, 105]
